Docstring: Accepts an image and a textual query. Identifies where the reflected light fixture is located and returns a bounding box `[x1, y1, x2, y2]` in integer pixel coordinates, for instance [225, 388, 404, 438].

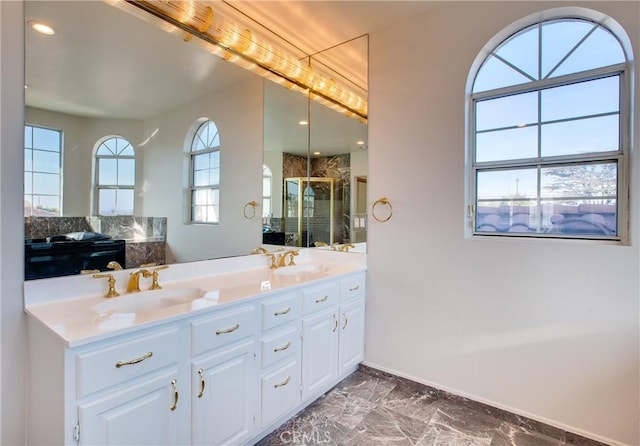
[28, 20, 55, 35]
[299, 120, 308, 126]
[111, 0, 368, 122]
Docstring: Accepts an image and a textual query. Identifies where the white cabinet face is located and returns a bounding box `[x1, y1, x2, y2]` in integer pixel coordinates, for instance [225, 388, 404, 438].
[191, 339, 255, 445]
[78, 370, 180, 445]
[260, 359, 301, 428]
[301, 308, 339, 400]
[339, 298, 365, 375]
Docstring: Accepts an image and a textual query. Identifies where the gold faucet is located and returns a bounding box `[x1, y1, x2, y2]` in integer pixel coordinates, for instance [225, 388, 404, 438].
[339, 243, 356, 252]
[93, 273, 120, 298]
[314, 241, 328, 247]
[126, 268, 151, 293]
[277, 250, 299, 267]
[252, 246, 270, 254]
[107, 261, 123, 271]
[265, 253, 278, 269]
[148, 265, 169, 290]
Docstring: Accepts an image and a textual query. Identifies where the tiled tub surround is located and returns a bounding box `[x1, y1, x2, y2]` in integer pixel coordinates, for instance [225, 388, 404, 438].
[25, 216, 167, 267]
[258, 365, 609, 446]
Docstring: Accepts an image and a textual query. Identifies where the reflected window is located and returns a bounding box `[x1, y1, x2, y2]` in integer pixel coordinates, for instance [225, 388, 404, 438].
[25, 124, 62, 216]
[263, 165, 272, 221]
[95, 136, 135, 216]
[469, 17, 630, 240]
[190, 120, 220, 224]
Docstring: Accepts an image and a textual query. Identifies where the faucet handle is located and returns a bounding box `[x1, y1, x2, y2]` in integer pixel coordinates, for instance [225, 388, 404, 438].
[93, 273, 120, 298]
[265, 253, 278, 269]
[149, 265, 169, 290]
[287, 250, 299, 266]
[107, 261, 123, 271]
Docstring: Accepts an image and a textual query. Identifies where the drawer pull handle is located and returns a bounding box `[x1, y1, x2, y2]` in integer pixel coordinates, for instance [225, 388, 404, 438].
[274, 307, 291, 316]
[333, 314, 338, 332]
[216, 323, 240, 335]
[315, 295, 328, 303]
[170, 379, 179, 411]
[115, 351, 153, 368]
[274, 376, 291, 388]
[197, 368, 206, 398]
[349, 285, 360, 292]
[343, 313, 348, 330]
[273, 341, 291, 353]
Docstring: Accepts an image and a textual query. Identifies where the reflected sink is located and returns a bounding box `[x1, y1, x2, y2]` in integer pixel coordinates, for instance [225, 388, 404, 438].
[92, 287, 205, 314]
[273, 264, 325, 276]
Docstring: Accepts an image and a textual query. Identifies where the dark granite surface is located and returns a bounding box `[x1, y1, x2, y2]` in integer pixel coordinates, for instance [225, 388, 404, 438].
[256, 365, 609, 446]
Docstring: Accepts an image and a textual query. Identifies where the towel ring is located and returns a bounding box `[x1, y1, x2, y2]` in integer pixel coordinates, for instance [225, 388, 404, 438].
[243, 201, 257, 219]
[372, 197, 393, 223]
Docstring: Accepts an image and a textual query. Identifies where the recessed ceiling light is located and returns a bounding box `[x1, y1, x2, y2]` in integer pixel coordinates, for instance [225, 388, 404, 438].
[298, 120, 308, 126]
[28, 21, 55, 36]
[357, 141, 365, 146]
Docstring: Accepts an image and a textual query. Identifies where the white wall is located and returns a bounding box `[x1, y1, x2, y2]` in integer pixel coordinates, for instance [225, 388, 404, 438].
[366, 2, 639, 445]
[1, 2, 27, 443]
[25, 107, 145, 215]
[141, 76, 264, 263]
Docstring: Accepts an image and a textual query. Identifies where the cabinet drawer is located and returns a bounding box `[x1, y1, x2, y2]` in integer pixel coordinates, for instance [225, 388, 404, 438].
[261, 293, 300, 331]
[261, 326, 299, 369]
[77, 327, 181, 398]
[192, 305, 256, 355]
[302, 282, 338, 315]
[261, 360, 301, 428]
[340, 272, 366, 302]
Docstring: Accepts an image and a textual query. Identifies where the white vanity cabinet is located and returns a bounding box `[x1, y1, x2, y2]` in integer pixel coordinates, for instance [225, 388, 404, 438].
[26, 266, 366, 446]
[190, 305, 257, 446]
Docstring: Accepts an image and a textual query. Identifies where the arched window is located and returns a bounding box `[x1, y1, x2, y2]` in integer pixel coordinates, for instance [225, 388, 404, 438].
[262, 165, 272, 221]
[190, 120, 220, 223]
[469, 16, 630, 240]
[95, 136, 135, 216]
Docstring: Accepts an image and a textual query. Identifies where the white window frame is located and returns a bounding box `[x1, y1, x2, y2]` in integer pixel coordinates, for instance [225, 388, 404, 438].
[189, 119, 221, 224]
[94, 136, 136, 216]
[467, 15, 631, 243]
[24, 124, 63, 216]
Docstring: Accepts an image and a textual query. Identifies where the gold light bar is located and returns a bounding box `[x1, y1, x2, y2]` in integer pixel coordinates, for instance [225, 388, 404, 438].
[118, 0, 368, 121]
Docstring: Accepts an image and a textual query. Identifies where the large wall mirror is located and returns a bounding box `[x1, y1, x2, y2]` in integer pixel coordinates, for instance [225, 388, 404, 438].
[24, 1, 367, 279]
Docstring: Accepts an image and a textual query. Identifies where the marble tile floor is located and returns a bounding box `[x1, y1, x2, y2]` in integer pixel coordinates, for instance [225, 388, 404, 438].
[256, 365, 608, 446]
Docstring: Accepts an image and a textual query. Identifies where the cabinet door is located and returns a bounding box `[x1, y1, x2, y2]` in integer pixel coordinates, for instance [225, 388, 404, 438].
[192, 339, 255, 446]
[301, 307, 338, 400]
[339, 298, 365, 376]
[78, 370, 181, 445]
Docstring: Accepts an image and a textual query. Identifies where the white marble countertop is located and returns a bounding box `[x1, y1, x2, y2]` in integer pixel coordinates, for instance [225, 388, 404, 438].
[24, 249, 366, 348]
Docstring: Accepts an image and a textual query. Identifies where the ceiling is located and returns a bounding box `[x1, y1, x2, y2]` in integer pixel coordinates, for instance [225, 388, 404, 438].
[24, 1, 435, 154]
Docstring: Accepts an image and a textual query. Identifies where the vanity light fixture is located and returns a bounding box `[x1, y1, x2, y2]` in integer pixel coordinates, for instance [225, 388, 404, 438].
[313, 151, 321, 156]
[114, 0, 368, 122]
[28, 20, 55, 35]
[298, 120, 308, 126]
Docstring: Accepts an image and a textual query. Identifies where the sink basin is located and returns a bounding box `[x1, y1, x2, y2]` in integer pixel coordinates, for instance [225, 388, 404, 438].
[92, 287, 205, 314]
[273, 264, 325, 276]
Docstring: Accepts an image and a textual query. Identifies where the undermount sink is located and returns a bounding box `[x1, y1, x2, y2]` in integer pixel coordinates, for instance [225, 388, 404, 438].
[92, 287, 206, 314]
[273, 264, 326, 276]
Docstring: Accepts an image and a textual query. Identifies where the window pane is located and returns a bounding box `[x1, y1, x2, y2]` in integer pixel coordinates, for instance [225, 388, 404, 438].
[476, 201, 540, 233]
[98, 158, 118, 185]
[193, 153, 209, 170]
[476, 92, 538, 131]
[541, 115, 619, 157]
[542, 200, 617, 235]
[541, 77, 619, 122]
[541, 20, 594, 78]
[98, 189, 117, 216]
[477, 168, 538, 201]
[191, 189, 219, 223]
[116, 189, 134, 215]
[494, 25, 538, 80]
[262, 198, 271, 218]
[209, 167, 220, 185]
[541, 163, 616, 199]
[33, 150, 60, 173]
[476, 126, 538, 162]
[24, 172, 32, 194]
[473, 56, 532, 93]
[25, 127, 33, 148]
[32, 195, 60, 215]
[32, 127, 60, 151]
[25, 148, 33, 171]
[263, 177, 271, 196]
[552, 27, 626, 78]
[99, 138, 117, 156]
[117, 159, 135, 186]
[209, 151, 220, 169]
[193, 170, 210, 187]
[116, 139, 134, 156]
[33, 173, 59, 195]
